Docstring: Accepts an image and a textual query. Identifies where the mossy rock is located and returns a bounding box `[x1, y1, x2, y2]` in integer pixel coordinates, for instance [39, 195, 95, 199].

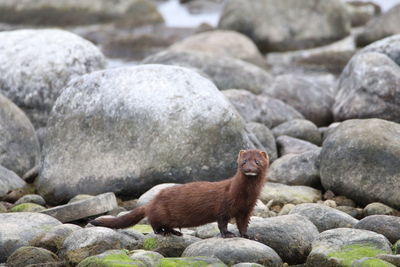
[129, 249, 163, 266]
[157, 256, 226, 267]
[326, 245, 390, 267]
[130, 224, 153, 234]
[393, 240, 400, 254]
[77, 249, 146, 267]
[10, 203, 46, 212]
[6, 246, 59, 267]
[352, 257, 396, 267]
[143, 237, 158, 250]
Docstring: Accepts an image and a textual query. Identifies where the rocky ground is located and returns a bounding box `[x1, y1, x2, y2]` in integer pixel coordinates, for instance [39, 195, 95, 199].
[1, 0, 400, 266]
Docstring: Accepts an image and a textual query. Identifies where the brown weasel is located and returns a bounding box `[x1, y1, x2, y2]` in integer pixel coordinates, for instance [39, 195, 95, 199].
[90, 149, 269, 238]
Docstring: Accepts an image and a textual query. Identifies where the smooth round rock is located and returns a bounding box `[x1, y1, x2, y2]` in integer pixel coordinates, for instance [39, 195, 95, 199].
[230, 215, 319, 265]
[0, 212, 61, 262]
[0, 29, 106, 128]
[0, 165, 26, 198]
[218, 0, 350, 52]
[182, 237, 283, 266]
[223, 89, 304, 129]
[0, 93, 40, 176]
[15, 194, 46, 206]
[289, 203, 359, 232]
[30, 223, 82, 253]
[272, 119, 321, 145]
[169, 30, 267, 68]
[260, 182, 322, 205]
[245, 122, 278, 162]
[6, 246, 59, 267]
[363, 202, 398, 216]
[0, 0, 163, 27]
[59, 227, 140, 265]
[276, 135, 319, 156]
[268, 149, 321, 187]
[266, 75, 335, 126]
[354, 215, 400, 244]
[38, 65, 253, 205]
[142, 50, 273, 94]
[320, 119, 400, 209]
[142, 233, 201, 257]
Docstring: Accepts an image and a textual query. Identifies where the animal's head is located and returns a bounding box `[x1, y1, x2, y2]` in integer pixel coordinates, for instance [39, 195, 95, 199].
[237, 149, 269, 177]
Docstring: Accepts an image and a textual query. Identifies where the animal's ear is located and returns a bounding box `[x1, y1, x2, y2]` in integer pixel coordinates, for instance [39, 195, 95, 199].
[260, 151, 269, 160]
[239, 150, 245, 156]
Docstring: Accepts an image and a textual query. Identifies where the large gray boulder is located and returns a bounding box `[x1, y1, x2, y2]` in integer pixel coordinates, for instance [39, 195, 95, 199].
[333, 35, 400, 122]
[245, 122, 278, 162]
[357, 4, 400, 46]
[0, 212, 61, 262]
[266, 74, 335, 126]
[169, 30, 267, 69]
[218, 0, 350, 52]
[142, 50, 273, 94]
[307, 228, 392, 267]
[182, 237, 283, 266]
[223, 89, 304, 129]
[0, 0, 163, 27]
[0, 29, 106, 128]
[0, 166, 26, 198]
[38, 65, 253, 204]
[320, 119, 400, 209]
[0, 93, 40, 177]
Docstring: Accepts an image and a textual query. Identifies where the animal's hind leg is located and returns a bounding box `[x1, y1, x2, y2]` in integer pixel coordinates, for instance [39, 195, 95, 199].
[163, 227, 183, 236]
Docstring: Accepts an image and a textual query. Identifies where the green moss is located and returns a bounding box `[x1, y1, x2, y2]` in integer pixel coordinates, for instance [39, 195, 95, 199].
[10, 203, 45, 212]
[156, 257, 226, 267]
[130, 224, 153, 234]
[143, 237, 157, 250]
[327, 245, 389, 267]
[355, 258, 395, 267]
[77, 250, 145, 267]
[393, 240, 400, 254]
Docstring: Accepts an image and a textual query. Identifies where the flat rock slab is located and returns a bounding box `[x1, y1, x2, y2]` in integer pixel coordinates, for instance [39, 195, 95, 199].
[40, 192, 117, 222]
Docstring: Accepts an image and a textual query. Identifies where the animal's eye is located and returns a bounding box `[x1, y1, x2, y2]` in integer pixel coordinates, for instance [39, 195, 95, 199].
[242, 159, 248, 165]
[255, 160, 260, 166]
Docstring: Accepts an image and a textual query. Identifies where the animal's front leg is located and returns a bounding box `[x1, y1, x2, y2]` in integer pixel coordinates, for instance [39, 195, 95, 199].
[217, 215, 236, 238]
[236, 213, 251, 238]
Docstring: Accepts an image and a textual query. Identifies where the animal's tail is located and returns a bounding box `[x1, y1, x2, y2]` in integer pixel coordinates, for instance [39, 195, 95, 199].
[90, 205, 146, 229]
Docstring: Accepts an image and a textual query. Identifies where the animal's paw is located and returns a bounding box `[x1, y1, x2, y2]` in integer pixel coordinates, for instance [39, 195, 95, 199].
[222, 231, 236, 238]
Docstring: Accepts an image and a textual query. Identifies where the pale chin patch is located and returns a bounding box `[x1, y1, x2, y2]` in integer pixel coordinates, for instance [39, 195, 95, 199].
[244, 172, 258, 176]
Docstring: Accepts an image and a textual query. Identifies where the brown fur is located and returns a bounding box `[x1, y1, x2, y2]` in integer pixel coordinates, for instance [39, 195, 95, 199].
[90, 149, 269, 238]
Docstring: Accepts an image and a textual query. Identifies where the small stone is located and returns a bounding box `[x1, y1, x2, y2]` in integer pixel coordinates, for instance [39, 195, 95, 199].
[278, 204, 295, 216]
[142, 233, 201, 257]
[335, 206, 363, 219]
[68, 194, 94, 203]
[10, 203, 46, 212]
[352, 257, 396, 267]
[272, 119, 321, 145]
[324, 200, 337, 208]
[363, 202, 397, 216]
[376, 254, 400, 267]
